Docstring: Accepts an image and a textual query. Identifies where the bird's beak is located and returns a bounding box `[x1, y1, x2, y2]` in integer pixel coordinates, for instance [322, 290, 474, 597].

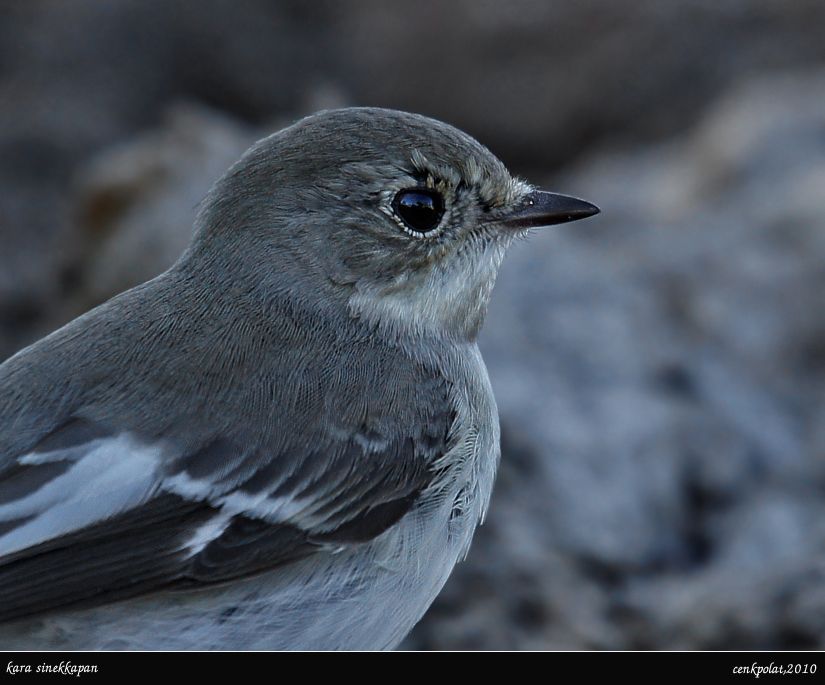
[501, 190, 600, 229]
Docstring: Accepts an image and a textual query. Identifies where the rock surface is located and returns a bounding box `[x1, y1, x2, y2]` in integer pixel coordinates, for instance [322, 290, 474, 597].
[71, 106, 256, 314]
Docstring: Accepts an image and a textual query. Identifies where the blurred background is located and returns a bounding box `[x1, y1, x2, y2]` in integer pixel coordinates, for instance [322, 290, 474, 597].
[2, 0, 825, 649]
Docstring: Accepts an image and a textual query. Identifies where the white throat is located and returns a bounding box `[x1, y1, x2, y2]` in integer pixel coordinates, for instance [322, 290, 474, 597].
[347, 239, 508, 341]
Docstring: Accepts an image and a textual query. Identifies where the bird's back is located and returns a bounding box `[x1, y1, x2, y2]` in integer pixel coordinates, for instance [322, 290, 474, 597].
[0, 262, 499, 649]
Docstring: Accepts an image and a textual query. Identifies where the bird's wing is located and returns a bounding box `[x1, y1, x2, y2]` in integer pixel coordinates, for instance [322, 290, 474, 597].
[0, 392, 454, 623]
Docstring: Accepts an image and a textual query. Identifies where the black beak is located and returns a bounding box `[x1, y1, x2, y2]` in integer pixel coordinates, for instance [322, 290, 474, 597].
[501, 190, 600, 229]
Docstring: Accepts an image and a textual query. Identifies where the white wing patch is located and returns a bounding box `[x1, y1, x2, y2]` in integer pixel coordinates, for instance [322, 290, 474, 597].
[0, 434, 163, 557]
[164, 471, 315, 526]
[182, 511, 233, 556]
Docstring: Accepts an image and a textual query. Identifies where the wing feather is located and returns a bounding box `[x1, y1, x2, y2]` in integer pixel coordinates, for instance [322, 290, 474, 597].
[0, 394, 453, 622]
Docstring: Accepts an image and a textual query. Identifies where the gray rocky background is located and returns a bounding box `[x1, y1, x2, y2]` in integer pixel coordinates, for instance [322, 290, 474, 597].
[1, 0, 823, 649]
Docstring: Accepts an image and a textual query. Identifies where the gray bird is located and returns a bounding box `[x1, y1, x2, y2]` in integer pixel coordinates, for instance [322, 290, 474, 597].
[0, 108, 598, 650]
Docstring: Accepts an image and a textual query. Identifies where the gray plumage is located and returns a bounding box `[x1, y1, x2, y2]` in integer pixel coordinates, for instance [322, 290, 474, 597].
[0, 107, 597, 649]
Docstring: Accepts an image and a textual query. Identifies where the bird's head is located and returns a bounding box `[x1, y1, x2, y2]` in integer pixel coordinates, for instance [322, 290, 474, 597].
[193, 108, 598, 341]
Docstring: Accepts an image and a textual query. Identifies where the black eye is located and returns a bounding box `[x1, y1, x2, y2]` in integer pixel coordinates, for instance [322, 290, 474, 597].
[391, 189, 445, 235]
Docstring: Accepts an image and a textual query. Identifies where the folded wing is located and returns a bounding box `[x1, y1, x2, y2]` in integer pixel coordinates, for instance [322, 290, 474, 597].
[0, 389, 453, 622]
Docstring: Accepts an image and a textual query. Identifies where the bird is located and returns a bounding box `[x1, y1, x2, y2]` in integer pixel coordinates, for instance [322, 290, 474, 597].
[0, 107, 598, 650]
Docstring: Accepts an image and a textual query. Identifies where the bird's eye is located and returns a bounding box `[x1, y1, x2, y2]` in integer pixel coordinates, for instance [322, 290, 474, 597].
[391, 189, 445, 235]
